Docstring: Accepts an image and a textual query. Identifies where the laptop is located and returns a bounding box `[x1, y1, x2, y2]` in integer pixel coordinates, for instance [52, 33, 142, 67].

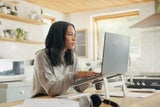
[72, 32, 130, 86]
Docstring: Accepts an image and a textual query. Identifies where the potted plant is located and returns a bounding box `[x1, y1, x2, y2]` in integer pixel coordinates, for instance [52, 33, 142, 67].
[16, 28, 27, 40]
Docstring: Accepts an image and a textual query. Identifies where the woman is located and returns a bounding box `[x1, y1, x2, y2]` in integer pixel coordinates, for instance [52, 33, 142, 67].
[32, 21, 98, 97]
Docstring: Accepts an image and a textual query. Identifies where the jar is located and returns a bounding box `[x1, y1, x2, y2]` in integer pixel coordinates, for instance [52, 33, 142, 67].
[1, 5, 8, 14]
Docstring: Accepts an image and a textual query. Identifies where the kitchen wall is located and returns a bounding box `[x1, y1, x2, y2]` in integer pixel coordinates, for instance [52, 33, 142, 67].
[0, 0, 66, 81]
[68, 1, 160, 75]
[135, 27, 160, 73]
[1, 1, 159, 81]
[68, 1, 155, 59]
[0, 0, 66, 59]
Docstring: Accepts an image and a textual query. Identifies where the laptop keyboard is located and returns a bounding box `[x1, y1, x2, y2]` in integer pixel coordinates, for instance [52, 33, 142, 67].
[85, 73, 101, 80]
[72, 74, 102, 86]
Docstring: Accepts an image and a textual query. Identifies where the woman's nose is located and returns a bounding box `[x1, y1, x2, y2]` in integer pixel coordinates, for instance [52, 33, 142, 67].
[73, 36, 76, 41]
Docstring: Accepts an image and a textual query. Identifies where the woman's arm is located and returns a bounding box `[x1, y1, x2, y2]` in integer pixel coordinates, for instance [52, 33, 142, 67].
[33, 51, 77, 96]
[72, 55, 99, 92]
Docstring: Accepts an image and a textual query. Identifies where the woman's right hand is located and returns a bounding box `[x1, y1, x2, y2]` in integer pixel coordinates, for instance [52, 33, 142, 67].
[77, 71, 99, 78]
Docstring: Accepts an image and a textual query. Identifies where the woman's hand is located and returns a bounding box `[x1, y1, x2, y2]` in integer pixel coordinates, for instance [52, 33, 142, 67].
[77, 71, 100, 78]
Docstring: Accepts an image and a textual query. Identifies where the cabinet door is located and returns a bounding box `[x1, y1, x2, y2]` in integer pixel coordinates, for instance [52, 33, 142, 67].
[76, 30, 88, 58]
[6, 85, 32, 102]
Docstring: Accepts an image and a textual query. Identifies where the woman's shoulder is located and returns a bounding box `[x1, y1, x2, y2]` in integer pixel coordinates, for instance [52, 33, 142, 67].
[35, 49, 52, 65]
[35, 49, 48, 58]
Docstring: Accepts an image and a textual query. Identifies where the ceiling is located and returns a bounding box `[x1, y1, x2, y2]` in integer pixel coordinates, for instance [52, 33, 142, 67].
[26, 0, 153, 14]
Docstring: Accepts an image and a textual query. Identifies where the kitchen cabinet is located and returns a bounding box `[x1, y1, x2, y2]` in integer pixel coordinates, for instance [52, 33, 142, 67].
[0, 81, 32, 103]
[0, 13, 44, 44]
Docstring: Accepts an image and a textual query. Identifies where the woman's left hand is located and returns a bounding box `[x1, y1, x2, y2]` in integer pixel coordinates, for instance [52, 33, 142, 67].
[77, 71, 100, 78]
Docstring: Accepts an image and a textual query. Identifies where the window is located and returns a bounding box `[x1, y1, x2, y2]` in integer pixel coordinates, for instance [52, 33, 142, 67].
[93, 11, 140, 59]
[76, 29, 88, 58]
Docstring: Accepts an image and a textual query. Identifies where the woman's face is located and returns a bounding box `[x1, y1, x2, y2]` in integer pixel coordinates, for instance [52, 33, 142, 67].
[65, 25, 76, 50]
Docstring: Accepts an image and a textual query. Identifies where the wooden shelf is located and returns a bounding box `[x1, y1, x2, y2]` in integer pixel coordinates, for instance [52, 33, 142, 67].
[0, 37, 44, 44]
[0, 13, 44, 25]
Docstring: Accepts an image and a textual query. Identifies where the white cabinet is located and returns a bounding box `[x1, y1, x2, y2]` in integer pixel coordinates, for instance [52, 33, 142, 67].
[0, 81, 32, 103]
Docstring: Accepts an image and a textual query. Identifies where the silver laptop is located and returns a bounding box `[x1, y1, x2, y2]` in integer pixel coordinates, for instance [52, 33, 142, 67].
[72, 32, 130, 86]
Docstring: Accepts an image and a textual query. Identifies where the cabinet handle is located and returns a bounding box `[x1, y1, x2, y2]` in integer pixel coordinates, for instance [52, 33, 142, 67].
[19, 90, 25, 94]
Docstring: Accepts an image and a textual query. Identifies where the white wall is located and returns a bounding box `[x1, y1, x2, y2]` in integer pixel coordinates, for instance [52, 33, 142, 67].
[133, 28, 160, 74]
[68, 1, 155, 59]
[0, 0, 68, 81]
[1, 1, 159, 80]
[68, 1, 160, 75]
[0, 0, 66, 59]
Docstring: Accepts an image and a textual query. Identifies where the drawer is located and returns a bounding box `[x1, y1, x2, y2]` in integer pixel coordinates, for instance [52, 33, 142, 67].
[6, 85, 32, 102]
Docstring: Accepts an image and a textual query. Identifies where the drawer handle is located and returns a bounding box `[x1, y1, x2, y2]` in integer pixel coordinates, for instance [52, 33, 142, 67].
[19, 90, 25, 94]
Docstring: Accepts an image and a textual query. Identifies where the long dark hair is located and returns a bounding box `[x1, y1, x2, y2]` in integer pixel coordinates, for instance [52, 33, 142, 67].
[45, 21, 75, 66]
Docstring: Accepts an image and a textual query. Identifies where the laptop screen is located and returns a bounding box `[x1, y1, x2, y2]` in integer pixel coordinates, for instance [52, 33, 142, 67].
[101, 32, 130, 75]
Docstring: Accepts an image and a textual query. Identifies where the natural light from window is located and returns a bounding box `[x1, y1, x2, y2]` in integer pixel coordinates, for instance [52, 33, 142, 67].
[94, 12, 141, 60]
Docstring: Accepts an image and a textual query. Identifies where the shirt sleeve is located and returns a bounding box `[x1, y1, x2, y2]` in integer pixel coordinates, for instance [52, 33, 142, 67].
[72, 54, 90, 92]
[33, 51, 77, 96]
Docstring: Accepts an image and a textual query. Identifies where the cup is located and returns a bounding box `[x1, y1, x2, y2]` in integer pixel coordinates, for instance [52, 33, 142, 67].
[95, 82, 102, 90]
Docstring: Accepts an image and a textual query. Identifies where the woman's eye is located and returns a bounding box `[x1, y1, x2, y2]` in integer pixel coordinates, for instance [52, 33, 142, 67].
[67, 33, 74, 36]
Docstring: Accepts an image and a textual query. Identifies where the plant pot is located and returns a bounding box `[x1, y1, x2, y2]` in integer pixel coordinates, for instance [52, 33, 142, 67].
[15, 28, 27, 40]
